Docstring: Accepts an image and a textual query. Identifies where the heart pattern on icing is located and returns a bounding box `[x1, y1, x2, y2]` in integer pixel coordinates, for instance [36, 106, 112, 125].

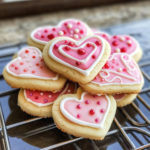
[60, 92, 110, 129]
[92, 53, 143, 86]
[31, 19, 91, 44]
[6, 47, 58, 80]
[24, 81, 77, 107]
[49, 35, 105, 76]
[94, 32, 139, 56]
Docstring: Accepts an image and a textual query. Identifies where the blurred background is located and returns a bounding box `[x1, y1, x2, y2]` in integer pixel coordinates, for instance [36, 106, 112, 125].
[0, 0, 150, 45]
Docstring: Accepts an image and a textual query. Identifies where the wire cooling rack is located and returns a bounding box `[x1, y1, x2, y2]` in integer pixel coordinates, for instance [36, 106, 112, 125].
[0, 19, 149, 150]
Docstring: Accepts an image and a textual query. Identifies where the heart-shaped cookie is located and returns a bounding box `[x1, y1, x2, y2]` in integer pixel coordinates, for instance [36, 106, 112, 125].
[18, 81, 77, 117]
[43, 35, 111, 83]
[28, 19, 92, 51]
[79, 53, 144, 94]
[3, 47, 67, 92]
[94, 32, 142, 62]
[52, 87, 116, 140]
[113, 94, 137, 107]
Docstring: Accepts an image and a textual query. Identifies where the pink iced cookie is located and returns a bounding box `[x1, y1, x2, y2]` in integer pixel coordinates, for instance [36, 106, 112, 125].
[52, 87, 116, 140]
[43, 35, 111, 84]
[94, 32, 142, 62]
[24, 80, 77, 107]
[61, 92, 110, 129]
[113, 94, 126, 101]
[79, 53, 144, 94]
[3, 46, 67, 91]
[30, 19, 91, 45]
[6, 47, 58, 80]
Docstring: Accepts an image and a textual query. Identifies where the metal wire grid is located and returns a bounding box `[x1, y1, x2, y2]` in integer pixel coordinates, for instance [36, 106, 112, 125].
[0, 43, 149, 150]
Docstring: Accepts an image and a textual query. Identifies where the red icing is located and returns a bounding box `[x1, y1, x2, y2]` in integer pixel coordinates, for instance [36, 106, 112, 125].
[25, 81, 76, 105]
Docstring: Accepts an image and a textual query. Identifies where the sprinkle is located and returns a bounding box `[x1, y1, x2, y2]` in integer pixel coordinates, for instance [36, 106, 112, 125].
[86, 43, 91, 47]
[49, 95, 51, 98]
[117, 68, 122, 72]
[24, 69, 28, 72]
[32, 56, 36, 58]
[112, 41, 119, 46]
[95, 41, 101, 46]
[85, 100, 89, 104]
[76, 61, 81, 66]
[100, 109, 105, 113]
[44, 99, 48, 103]
[76, 104, 81, 109]
[26, 59, 30, 62]
[77, 114, 81, 118]
[30, 93, 33, 96]
[11, 63, 15, 67]
[115, 48, 120, 53]
[58, 31, 64, 36]
[92, 55, 96, 59]
[68, 90, 71, 92]
[47, 34, 55, 40]
[25, 50, 29, 53]
[89, 109, 95, 115]
[97, 101, 101, 105]
[20, 62, 24, 65]
[24, 55, 27, 58]
[73, 34, 78, 39]
[35, 96, 38, 99]
[78, 48, 85, 55]
[120, 37, 125, 41]
[67, 23, 73, 28]
[40, 92, 43, 95]
[32, 71, 35, 73]
[54, 44, 59, 49]
[74, 28, 79, 33]
[121, 47, 127, 52]
[95, 118, 99, 123]
[29, 64, 33, 67]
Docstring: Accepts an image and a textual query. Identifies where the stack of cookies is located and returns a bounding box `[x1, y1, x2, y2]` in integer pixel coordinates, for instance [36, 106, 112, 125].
[3, 19, 144, 140]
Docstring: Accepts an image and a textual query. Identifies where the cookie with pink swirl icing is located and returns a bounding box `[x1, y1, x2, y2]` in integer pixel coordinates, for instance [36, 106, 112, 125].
[113, 94, 137, 107]
[52, 87, 116, 140]
[18, 81, 77, 117]
[3, 47, 67, 92]
[94, 32, 143, 62]
[27, 19, 92, 51]
[43, 35, 111, 84]
[79, 53, 144, 95]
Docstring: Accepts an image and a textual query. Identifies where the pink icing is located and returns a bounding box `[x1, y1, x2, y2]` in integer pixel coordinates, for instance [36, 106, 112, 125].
[33, 20, 88, 42]
[113, 94, 126, 101]
[25, 81, 76, 105]
[94, 32, 137, 55]
[64, 93, 108, 124]
[7, 47, 57, 79]
[92, 53, 142, 85]
[52, 37, 103, 70]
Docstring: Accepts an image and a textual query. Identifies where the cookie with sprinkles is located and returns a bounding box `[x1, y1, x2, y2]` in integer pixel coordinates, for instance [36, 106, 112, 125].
[18, 81, 77, 117]
[27, 19, 92, 51]
[79, 53, 144, 95]
[52, 87, 116, 140]
[43, 35, 111, 84]
[3, 46, 67, 92]
[94, 32, 143, 62]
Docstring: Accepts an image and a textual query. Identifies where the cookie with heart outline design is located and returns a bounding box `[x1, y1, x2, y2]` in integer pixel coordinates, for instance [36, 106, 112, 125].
[94, 31, 143, 62]
[52, 87, 116, 140]
[27, 19, 92, 51]
[18, 81, 77, 118]
[3, 46, 67, 92]
[43, 35, 111, 84]
[113, 94, 137, 107]
[79, 53, 144, 95]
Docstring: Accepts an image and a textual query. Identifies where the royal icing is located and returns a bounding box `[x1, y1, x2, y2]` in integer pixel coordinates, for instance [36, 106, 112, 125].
[60, 92, 110, 129]
[91, 53, 143, 86]
[94, 32, 139, 56]
[49, 35, 105, 76]
[6, 47, 58, 80]
[24, 81, 77, 107]
[113, 94, 126, 101]
[31, 19, 91, 44]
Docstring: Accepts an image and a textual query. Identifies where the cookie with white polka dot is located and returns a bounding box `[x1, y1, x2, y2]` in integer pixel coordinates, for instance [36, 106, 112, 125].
[113, 94, 137, 107]
[18, 81, 77, 118]
[27, 19, 92, 51]
[43, 35, 111, 84]
[3, 46, 67, 92]
[79, 53, 144, 95]
[52, 87, 116, 140]
[94, 32, 143, 62]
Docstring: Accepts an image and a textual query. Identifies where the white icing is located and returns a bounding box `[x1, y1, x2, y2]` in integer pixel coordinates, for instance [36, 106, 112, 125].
[30, 19, 91, 45]
[49, 35, 105, 76]
[91, 53, 143, 86]
[60, 92, 111, 129]
[6, 46, 59, 80]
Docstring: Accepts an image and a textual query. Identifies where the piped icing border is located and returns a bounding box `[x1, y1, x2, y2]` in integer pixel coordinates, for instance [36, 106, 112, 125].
[60, 92, 111, 129]
[49, 35, 105, 76]
[30, 19, 91, 45]
[6, 46, 59, 80]
[91, 53, 143, 86]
